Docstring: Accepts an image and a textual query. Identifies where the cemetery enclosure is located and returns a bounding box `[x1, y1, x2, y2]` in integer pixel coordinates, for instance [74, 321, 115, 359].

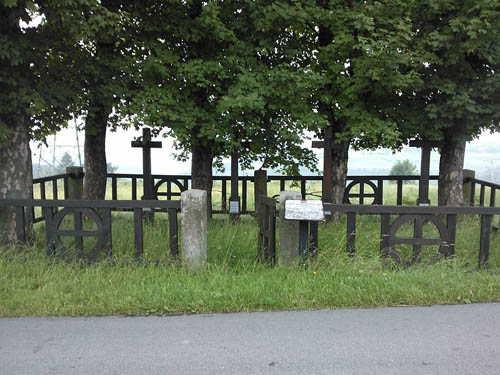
[0, 169, 495, 268]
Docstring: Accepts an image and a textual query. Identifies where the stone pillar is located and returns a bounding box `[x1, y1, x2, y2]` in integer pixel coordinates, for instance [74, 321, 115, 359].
[463, 169, 476, 206]
[278, 190, 301, 265]
[181, 189, 207, 270]
[254, 169, 267, 217]
[66, 166, 84, 200]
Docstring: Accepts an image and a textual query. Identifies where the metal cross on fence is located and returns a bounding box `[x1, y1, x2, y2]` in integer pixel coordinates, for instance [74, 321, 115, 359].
[131, 128, 162, 200]
[408, 139, 442, 258]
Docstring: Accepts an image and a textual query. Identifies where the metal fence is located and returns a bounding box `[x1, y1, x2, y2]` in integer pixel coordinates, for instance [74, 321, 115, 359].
[101, 173, 500, 211]
[322, 203, 498, 268]
[0, 199, 180, 262]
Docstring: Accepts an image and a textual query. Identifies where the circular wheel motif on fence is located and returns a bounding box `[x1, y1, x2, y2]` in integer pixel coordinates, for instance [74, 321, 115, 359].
[387, 214, 448, 267]
[343, 180, 380, 205]
[153, 178, 187, 200]
[50, 207, 105, 260]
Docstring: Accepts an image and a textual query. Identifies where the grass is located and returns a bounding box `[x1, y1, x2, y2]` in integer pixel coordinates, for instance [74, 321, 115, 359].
[1, 211, 500, 317]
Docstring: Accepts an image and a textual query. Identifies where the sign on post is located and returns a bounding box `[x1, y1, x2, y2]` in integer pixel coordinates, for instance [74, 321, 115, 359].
[229, 200, 240, 214]
[284, 200, 325, 222]
[284, 200, 324, 262]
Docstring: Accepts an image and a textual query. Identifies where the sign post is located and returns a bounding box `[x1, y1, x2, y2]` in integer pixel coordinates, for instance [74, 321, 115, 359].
[229, 151, 240, 222]
[229, 141, 251, 223]
[285, 200, 325, 261]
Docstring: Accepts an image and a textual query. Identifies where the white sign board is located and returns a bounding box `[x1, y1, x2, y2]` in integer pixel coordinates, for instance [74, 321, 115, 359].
[229, 200, 240, 214]
[285, 200, 325, 221]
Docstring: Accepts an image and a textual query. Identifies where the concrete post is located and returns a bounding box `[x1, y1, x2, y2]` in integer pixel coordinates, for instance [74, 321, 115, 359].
[278, 190, 301, 265]
[254, 169, 267, 217]
[66, 166, 84, 200]
[181, 189, 207, 270]
[463, 169, 476, 206]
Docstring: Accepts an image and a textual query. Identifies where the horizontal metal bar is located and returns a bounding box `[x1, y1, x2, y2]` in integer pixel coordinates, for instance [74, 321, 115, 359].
[390, 237, 441, 246]
[321, 203, 500, 215]
[469, 178, 500, 190]
[0, 199, 181, 210]
[57, 229, 100, 237]
[33, 174, 71, 183]
[105, 174, 440, 182]
[8, 198, 500, 215]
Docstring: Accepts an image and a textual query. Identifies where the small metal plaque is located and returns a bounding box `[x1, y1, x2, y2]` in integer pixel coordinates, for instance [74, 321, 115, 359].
[229, 200, 239, 214]
[285, 200, 325, 221]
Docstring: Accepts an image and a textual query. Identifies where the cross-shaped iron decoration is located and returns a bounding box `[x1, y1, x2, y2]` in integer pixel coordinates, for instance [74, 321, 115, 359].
[408, 139, 442, 259]
[131, 128, 162, 200]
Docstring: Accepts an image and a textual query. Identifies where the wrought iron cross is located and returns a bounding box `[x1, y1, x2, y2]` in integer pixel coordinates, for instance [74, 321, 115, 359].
[131, 128, 162, 200]
[409, 139, 441, 206]
[312, 126, 333, 203]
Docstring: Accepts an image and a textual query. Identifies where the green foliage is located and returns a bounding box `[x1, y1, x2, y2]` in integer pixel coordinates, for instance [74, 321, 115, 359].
[0, 0, 134, 143]
[57, 152, 74, 173]
[301, 0, 420, 150]
[2, 0, 499, 175]
[399, 0, 500, 142]
[106, 162, 118, 174]
[390, 160, 418, 178]
[123, 1, 327, 175]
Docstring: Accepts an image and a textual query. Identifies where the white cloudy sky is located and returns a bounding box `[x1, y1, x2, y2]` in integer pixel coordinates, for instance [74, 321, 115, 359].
[31, 124, 500, 179]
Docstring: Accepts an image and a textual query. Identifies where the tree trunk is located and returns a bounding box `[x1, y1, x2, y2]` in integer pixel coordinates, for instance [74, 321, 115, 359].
[82, 98, 111, 201]
[438, 127, 466, 206]
[191, 142, 213, 218]
[319, 96, 350, 221]
[0, 115, 34, 245]
[330, 139, 350, 221]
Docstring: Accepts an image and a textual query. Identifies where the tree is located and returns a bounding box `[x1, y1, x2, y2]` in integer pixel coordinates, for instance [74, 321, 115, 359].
[125, 1, 326, 215]
[401, 0, 500, 206]
[0, 0, 130, 244]
[57, 152, 74, 174]
[390, 160, 418, 184]
[0, 1, 74, 244]
[37, 0, 137, 200]
[293, 0, 419, 217]
[106, 162, 118, 174]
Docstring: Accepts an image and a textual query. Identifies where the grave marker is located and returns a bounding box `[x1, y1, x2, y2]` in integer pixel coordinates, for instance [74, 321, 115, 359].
[312, 126, 333, 204]
[409, 139, 441, 206]
[131, 128, 162, 200]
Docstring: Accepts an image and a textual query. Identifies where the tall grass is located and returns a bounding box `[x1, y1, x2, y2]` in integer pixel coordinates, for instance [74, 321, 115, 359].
[1, 211, 500, 317]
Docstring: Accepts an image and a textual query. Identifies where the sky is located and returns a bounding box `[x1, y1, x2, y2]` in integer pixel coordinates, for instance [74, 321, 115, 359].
[31, 124, 500, 180]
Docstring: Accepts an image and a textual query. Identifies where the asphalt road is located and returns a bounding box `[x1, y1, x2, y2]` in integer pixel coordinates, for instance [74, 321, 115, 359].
[1, 303, 499, 374]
